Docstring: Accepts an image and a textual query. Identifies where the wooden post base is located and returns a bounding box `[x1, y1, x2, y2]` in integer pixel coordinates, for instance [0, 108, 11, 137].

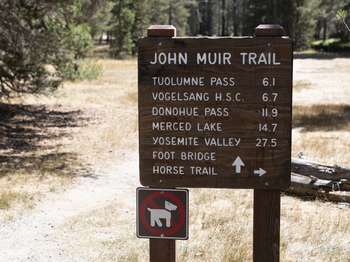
[253, 190, 281, 262]
[150, 239, 176, 262]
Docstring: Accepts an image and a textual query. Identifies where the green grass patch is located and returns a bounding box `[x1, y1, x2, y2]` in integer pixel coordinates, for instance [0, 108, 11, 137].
[77, 59, 103, 81]
[311, 38, 350, 52]
[60, 59, 103, 81]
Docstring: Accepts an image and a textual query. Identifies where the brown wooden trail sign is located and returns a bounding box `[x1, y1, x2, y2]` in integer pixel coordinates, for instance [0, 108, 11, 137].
[138, 24, 291, 262]
[138, 25, 292, 190]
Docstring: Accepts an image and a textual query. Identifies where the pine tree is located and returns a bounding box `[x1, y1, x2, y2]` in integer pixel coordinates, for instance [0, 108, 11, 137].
[131, 0, 149, 54]
[0, 0, 98, 97]
[146, 0, 189, 36]
[110, 0, 135, 57]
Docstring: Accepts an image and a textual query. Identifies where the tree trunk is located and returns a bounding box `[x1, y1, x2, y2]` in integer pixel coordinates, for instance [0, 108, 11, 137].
[291, 158, 350, 181]
[287, 158, 350, 203]
[232, 0, 238, 36]
[107, 31, 111, 44]
[323, 17, 327, 41]
[272, 0, 277, 22]
[207, 0, 213, 35]
[315, 20, 322, 39]
[168, 0, 173, 25]
[221, 0, 226, 36]
[116, 0, 123, 56]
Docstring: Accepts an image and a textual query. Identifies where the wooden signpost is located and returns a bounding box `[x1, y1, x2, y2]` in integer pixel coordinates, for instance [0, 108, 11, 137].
[137, 24, 292, 262]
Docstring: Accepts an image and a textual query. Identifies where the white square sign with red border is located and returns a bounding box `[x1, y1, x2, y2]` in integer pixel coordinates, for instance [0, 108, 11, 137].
[136, 187, 189, 240]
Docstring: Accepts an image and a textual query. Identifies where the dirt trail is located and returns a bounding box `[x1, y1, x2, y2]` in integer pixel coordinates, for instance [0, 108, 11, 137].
[0, 151, 138, 261]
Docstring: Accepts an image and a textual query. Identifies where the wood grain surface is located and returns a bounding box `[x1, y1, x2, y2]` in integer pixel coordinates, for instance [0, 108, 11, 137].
[253, 190, 280, 261]
[138, 36, 292, 189]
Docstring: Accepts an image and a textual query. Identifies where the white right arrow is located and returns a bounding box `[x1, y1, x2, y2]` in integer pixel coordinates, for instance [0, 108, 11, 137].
[232, 156, 245, 174]
[254, 168, 267, 176]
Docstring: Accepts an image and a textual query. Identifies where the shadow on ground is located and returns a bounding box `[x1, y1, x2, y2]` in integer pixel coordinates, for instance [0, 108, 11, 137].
[0, 103, 93, 177]
[293, 104, 350, 132]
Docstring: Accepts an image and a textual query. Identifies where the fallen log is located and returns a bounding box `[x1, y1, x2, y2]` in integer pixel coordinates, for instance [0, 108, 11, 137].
[285, 159, 350, 203]
[291, 158, 350, 181]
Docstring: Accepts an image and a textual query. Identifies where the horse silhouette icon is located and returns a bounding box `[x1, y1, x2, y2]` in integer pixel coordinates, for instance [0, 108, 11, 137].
[147, 201, 177, 228]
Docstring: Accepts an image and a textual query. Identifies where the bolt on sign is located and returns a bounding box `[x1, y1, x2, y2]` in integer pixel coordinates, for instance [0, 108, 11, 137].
[138, 29, 292, 189]
[136, 187, 189, 240]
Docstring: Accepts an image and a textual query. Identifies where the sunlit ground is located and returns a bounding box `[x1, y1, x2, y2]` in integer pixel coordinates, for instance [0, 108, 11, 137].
[1, 58, 350, 261]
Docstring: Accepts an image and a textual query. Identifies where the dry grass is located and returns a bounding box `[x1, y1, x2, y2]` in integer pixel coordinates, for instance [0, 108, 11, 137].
[0, 170, 74, 221]
[56, 59, 138, 166]
[0, 104, 88, 217]
[0, 191, 32, 210]
[293, 58, 350, 106]
[292, 104, 350, 166]
[49, 58, 350, 261]
[291, 59, 350, 166]
[59, 189, 350, 261]
[0, 59, 138, 216]
[2, 57, 350, 261]
[293, 80, 312, 91]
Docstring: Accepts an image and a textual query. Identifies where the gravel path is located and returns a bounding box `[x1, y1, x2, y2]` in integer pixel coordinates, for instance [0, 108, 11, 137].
[0, 152, 138, 262]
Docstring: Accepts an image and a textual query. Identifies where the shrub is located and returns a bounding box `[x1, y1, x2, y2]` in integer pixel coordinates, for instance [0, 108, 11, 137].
[76, 60, 103, 81]
[62, 24, 94, 60]
[0, 1, 99, 98]
[311, 38, 350, 52]
[61, 59, 102, 81]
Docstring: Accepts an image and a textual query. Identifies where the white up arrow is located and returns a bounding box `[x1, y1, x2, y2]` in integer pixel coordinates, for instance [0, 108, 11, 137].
[254, 168, 267, 176]
[232, 156, 245, 174]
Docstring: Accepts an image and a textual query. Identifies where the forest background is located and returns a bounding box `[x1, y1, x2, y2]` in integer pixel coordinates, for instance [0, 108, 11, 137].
[1, 0, 350, 98]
